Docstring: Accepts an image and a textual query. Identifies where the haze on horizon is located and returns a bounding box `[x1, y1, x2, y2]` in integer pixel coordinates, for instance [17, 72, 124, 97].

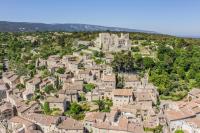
[1, 0, 200, 37]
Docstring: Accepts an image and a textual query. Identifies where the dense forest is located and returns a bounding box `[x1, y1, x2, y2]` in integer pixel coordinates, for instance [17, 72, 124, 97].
[1, 31, 200, 100]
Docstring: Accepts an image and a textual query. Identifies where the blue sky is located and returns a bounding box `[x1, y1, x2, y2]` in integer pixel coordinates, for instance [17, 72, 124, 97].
[0, 0, 200, 36]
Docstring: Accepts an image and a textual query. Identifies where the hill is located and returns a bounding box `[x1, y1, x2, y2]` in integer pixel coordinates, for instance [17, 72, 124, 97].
[0, 21, 156, 33]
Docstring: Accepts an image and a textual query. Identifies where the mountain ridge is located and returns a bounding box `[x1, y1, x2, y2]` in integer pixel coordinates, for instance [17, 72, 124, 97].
[0, 21, 157, 33]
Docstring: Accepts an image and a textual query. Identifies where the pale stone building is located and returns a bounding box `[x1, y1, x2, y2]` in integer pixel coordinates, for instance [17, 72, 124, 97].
[119, 101, 155, 120]
[76, 69, 95, 83]
[85, 91, 101, 102]
[164, 109, 196, 133]
[63, 81, 83, 93]
[95, 33, 131, 52]
[84, 112, 107, 132]
[8, 116, 41, 133]
[23, 113, 61, 133]
[0, 102, 13, 121]
[184, 118, 200, 133]
[47, 55, 61, 68]
[188, 88, 200, 101]
[39, 77, 56, 89]
[23, 77, 41, 100]
[56, 118, 84, 133]
[0, 82, 7, 101]
[123, 74, 141, 88]
[91, 117, 144, 133]
[35, 58, 47, 68]
[46, 97, 68, 112]
[163, 99, 200, 133]
[102, 74, 116, 89]
[19, 76, 30, 85]
[58, 89, 79, 102]
[2, 72, 19, 89]
[85, 111, 144, 133]
[112, 89, 134, 106]
[62, 55, 80, 72]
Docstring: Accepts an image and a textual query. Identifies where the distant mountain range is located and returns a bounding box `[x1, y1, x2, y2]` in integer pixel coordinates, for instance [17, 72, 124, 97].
[0, 21, 156, 33]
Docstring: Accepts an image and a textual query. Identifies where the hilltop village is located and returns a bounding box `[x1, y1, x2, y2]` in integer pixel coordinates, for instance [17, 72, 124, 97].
[0, 32, 200, 133]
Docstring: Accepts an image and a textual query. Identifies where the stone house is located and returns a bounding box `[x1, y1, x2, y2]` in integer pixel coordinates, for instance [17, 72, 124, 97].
[120, 101, 154, 120]
[39, 77, 56, 89]
[56, 118, 84, 133]
[89, 67, 101, 81]
[2, 72, 20, 89]
[83, 59, 95, 68]
[76, 69, 96, 83]
[84, 112, 107, 132]
[35, 58, 47, 68]
[184, 118, 200, 133]
[23, 77, 41, 100]
[18, 102, 40, 116]
[46, 97, 68, 112]
[19, 76, 30, 85]
[6, 94, 40, 116]
[91, 116, 144, 133]
[102, 74, 116, 89]
[105, 53, 114, 64]
[85, 91, 101, 102]
[112, 89, 134, 106]
[135, 92, 153, 103]
[143, 116, 160, 129]
[162, 99, 200, 132]
[23, 113, 61, 133]
[188, 88, 200, 101]
[95, 33, 131, 52]
[102, 65, 113, 75]
[0, 82, 7, 102]
[99, 87, 113, 100]
[0, 102, 13, 121]
[47, 55, 61, 68]
[123, 74, 141, 88]
[57, 73, 73, 83]
[62, 55, 80, 72]
[8, 116, 41, 133]
[58, 89, 79, 103]
[164, 108, 196, 133]
[26, 77, 41, 91]
[63, 81, 83, 93]
[85, 109, 145, 133]
[6, 94, 23, 107]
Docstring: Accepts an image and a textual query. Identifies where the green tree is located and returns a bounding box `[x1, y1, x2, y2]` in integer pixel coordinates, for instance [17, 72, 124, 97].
[116, 75, 124, 89]
[16, 83, 25, 90]
[57, 35, 65, 47]
[65, 102, 85, 120]
[94, 99, 105, 112]
[68, 102, 82, 115]
[56, 67, 65, 74]
[131, 46, 140, 52]
[175, 129, 184, 133]
[143, 57, 155, 69]
[44, 85, 55, 94]
[93, 51, 105, 58]
[112, 51, 135, 72]
[93, 99, 113, 112]
[84, 83, 96, 92]
[43, 102, 51, 114]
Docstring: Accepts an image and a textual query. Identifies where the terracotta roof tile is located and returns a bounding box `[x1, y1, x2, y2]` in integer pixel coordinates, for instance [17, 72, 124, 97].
[102, 75, 116, 82]
[113, 89, 133, 96]
[57, 118, 83, 130]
